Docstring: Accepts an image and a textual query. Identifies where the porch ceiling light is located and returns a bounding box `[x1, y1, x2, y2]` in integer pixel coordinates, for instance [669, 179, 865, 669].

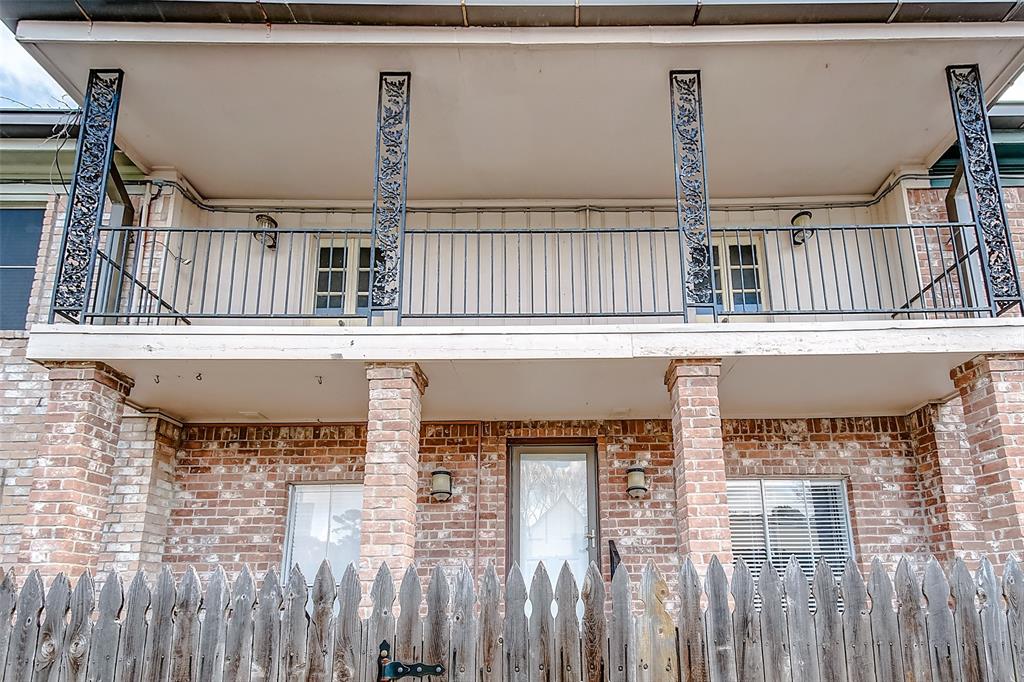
[430, 469, 453, 502]
[253, 213, 279, 250]
[791, 210, 815, 246]
[626, 466, 648, 499]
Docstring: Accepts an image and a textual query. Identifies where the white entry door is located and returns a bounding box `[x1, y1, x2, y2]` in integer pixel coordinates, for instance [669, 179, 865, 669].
[510, 445, 599, 586]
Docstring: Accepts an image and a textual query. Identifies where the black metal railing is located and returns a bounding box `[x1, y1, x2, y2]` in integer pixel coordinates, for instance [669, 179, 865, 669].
[67, 222, 995, 325]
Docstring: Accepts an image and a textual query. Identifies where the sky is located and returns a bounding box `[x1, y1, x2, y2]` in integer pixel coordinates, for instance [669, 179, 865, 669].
[1, 21, 1024, 108]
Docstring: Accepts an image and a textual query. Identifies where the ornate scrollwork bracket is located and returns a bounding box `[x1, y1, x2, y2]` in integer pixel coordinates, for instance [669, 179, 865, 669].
[367, 72, 412, 321]
[669, 70, 714, 318]
[947, 64, 1023, 313]
[50, 69, 124, 324]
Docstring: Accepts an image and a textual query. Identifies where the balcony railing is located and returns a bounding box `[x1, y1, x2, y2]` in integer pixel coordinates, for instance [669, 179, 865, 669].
[68, 221, 994, 325]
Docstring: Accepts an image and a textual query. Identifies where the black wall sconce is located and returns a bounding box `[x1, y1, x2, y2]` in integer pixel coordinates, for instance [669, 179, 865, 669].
[791, 210, 815, 246]
[253, 213, 279, 249]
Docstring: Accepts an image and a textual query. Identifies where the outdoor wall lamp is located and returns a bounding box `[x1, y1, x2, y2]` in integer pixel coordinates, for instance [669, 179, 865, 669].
[253, 213, 279, 249]
[430, 469, 453, 502]
[626, 466, 648, 498]
[790, 210, 815, 246]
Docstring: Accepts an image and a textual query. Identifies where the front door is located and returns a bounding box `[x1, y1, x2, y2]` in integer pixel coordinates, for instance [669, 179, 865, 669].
[510, 444, 599, 585]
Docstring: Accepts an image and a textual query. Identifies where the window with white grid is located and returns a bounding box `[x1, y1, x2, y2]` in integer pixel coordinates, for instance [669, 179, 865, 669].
[313, 239, 372, 316]
[727, 478, 853, 583]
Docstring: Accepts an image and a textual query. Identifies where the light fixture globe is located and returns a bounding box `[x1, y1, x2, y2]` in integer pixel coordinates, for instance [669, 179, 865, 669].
[253, 213, 279, 249]
[430, 469, 453, 502]
[790, 210, 815, 246]
[626, 466, 648, 498]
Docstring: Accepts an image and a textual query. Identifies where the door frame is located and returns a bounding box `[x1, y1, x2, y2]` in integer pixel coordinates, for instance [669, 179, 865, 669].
[507, 442, 601, 575]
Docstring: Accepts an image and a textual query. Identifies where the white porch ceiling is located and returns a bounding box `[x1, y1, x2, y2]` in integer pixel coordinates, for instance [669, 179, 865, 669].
[17, 21, 1024, 202]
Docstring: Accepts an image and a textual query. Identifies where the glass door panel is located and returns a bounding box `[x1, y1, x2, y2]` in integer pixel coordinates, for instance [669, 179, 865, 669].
[511, 445, 598, 586]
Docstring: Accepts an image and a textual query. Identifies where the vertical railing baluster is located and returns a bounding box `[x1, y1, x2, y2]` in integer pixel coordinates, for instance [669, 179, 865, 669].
[840, 228, 855, 314]
[282, 229, 294, 317]
[143, 227, 158, 319]
[183, 232, 199, 317]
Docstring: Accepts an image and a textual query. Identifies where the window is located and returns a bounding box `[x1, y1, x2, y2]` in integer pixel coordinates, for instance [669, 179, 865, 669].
[0, 208, 44, 330]
[727, 479, 852, 582]
[509, 445, 599, 586]
[709, 238, 763, 314]
[284, 483, 362, 579]
[313, 239, 373, 316]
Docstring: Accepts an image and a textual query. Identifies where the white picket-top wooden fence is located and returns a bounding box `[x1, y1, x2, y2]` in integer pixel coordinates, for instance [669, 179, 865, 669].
[0, 554, 1022, 682]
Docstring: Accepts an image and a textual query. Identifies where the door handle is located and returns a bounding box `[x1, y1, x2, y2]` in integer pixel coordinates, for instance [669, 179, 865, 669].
[584, 529, 596, 550]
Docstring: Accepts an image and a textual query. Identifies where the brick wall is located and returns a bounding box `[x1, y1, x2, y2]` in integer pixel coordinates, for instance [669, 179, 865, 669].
[722, 417, 929, 572]
[0, 334, 48, 566]
[165, 424, 367, 576]
[907, 186, 1024, 314]
[163, 417, 933, 581]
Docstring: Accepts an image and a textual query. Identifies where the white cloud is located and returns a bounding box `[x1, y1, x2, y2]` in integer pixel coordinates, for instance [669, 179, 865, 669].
[0, 23, 70, 108]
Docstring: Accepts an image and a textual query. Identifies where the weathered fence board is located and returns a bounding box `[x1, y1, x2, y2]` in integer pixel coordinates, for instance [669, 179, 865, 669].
[223, 566, 256, 682]
[170, 568, 200, 682]
[451, 564, 477, 682]
[759, 562, 790, 682]
[63, 572, 95, 682]
[87, 571, 123, 682]
[839, 560, 873, 682]
[477, 564, 501, 682]
[554, 563, 581, 682]
[142, 568, 175, 682]
[397, 566, 423, 664]
[253, 568, 284, 682]
[35, 572, 71, 682]
[1004, 558, 1024, 681]
[581, 563, 606, 682]
[119, 571, 151, 682]
[730, 559, 763, 682]
[2, 555, 1023, 682]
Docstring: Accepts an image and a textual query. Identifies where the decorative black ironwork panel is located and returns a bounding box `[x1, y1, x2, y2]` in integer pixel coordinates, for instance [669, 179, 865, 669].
[669, 70, 713, 309]
[947, 64, 1022, 310]
[368, 72, 412, 312]
[50, 69, 124, 323]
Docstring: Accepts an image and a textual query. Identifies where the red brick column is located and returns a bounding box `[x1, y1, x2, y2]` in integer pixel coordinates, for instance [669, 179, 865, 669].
[361, 362, 428, 581]
[98, 413, 181, 575]
[908, 399, 986, 563]
[665, 358, 732, 570]
[952, 353, 1024, 562]
[20, 362, 133, 579]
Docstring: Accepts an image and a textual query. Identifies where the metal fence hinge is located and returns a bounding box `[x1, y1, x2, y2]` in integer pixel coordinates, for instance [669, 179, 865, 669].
[376, 640, 444, 682]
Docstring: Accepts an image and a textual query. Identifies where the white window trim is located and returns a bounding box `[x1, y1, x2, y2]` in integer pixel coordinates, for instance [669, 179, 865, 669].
[711, 234, 768, 314]
[282, 481, 363, 581]
[307, 235, 372, 317]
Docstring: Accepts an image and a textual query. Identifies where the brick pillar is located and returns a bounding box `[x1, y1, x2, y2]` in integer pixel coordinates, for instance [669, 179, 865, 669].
[20, 362, 133, 579]
[361, 362, 427, 581]
[98, 412, 181, 575]
[908, 399, 985, 563]
[665, 358, 732, 570]
[951, 353, 1024, 562]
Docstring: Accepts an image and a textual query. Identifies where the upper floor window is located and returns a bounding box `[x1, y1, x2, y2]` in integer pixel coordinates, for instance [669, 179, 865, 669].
[727, 478, 853, 582]
[711, 238, 763, 313]
[0, 208, 44, 330]
[284, 483, 362, 580]
[314, 239, 372, 316]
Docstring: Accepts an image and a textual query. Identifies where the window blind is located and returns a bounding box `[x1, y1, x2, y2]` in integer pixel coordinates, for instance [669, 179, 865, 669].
[727, 478, 853, 585]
